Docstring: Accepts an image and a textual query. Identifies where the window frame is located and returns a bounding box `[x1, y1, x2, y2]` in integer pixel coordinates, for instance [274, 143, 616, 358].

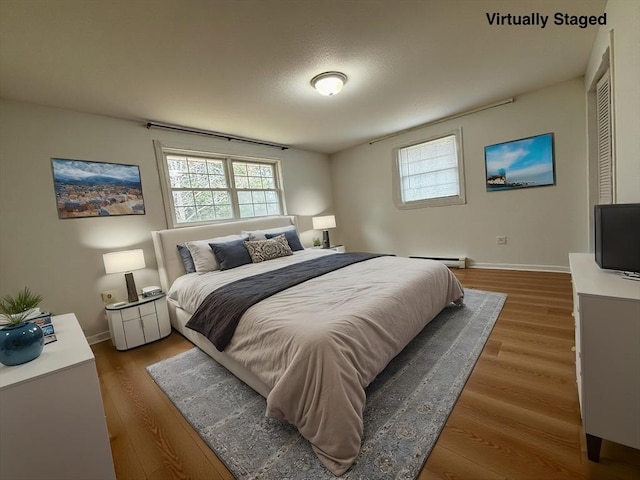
[392, 128, 466, 209]
[154, 140, 285, 228]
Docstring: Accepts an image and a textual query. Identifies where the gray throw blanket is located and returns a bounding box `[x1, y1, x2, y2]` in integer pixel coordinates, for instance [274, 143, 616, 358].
[186, 252, 385, 350]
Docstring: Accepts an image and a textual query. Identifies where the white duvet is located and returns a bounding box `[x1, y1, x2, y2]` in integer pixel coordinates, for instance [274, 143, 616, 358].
[169, 250, 464, 476]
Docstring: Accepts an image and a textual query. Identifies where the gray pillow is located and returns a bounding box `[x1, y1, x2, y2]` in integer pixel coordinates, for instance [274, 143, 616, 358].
[209, 238, 252, 270]
[177, 244, 196, 274]
[186, 234, 248, 272]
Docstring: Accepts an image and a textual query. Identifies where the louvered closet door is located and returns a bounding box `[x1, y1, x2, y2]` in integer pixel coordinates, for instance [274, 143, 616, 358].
[596, 70, 613, 204]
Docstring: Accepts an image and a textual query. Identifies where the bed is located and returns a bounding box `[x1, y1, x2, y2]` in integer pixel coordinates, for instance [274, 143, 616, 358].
[151, 215, 464, 476]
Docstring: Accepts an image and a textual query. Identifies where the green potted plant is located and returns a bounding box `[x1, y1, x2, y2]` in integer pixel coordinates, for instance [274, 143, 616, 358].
[0, 287, 43, 324]
[312, 237, 322, 247]
[0, 287, 45, 366]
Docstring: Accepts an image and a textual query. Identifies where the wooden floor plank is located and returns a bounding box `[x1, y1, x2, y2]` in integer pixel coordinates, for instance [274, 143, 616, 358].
[437, 412, 586, 479]
[421, 444, 507, 480]
[92, 268, 640, 479]
[100, 379, 148, 480]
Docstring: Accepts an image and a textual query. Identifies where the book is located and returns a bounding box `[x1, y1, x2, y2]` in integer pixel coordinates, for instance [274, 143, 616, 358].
[31, 312, 57, 345]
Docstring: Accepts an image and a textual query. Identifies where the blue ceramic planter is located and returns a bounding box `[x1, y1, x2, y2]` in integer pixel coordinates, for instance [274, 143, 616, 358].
[0, 321, 44, 366]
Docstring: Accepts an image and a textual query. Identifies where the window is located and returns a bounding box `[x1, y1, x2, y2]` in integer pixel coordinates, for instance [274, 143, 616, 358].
[393, 129, 465, 208]
[155, 142, 283, 227]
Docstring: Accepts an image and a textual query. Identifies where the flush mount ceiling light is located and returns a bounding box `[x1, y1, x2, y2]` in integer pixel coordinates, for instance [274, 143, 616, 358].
[311, 71, 348, 96]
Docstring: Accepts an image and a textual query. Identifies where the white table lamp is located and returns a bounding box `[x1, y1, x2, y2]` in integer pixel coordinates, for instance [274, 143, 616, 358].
[312, 215, 336, 249]
[103, 249, 145, 303]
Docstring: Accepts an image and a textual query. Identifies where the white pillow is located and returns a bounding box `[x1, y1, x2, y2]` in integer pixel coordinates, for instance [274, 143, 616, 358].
[243, 225, 295, 241]
[185, 234, 247, 272]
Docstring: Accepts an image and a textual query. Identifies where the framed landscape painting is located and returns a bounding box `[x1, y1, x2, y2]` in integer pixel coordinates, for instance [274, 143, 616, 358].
[51, 158, 145, 218]
[484, 133, 555, 192]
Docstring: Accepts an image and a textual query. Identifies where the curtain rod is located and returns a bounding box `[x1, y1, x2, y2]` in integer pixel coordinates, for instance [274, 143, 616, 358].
[368, 98, 515, 145]
[146, 121, 289, 150]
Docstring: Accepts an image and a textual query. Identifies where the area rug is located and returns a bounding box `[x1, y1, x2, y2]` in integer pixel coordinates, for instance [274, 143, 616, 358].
[146, 288, 506, 479]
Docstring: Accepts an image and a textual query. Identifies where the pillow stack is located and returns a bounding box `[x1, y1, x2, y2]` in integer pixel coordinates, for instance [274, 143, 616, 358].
[176, 225, 304, 272]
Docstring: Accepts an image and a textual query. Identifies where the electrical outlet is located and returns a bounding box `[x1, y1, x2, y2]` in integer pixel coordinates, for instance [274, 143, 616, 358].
[496, 236, 507, 245]
[101, 291, 116, 303]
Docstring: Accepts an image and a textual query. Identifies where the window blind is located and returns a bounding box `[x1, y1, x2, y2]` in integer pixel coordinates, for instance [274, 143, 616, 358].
[596, 70, 613, 204]
[398, 135, 459, 202]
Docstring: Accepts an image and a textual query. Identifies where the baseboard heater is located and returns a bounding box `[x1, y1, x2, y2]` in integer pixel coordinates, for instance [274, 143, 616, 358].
[409, 256, 467, 269]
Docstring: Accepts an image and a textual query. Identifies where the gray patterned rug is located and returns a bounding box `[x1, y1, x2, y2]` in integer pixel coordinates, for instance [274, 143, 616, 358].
[146, 288, 506, 479]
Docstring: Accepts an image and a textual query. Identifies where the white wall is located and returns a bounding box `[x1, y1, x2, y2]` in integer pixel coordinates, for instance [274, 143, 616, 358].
[329, 78, 588, 270]
[0, 100, 332, 339]
[585, 0, 640, 204]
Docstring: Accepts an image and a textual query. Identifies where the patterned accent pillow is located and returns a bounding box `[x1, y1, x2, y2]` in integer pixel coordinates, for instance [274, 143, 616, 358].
[264, 229, 304, 251]
[244, 235, 293, 263]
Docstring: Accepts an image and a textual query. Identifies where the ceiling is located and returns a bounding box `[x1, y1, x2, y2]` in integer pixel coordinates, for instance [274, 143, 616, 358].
[0, 0, 606, 154]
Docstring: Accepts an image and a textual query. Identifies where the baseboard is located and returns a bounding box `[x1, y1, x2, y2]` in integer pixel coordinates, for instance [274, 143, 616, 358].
[468, 262, 570, 273]
[86, 330, 112, 345]
[410, 256, 466, 268]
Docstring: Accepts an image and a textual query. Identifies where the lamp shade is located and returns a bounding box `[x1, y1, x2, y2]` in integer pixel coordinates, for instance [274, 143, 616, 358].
[312, 215, 336, 230]
[103, 249, 146, 274]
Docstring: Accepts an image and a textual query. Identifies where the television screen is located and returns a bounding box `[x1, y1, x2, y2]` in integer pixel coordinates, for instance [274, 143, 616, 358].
[594, 203, 640, 274]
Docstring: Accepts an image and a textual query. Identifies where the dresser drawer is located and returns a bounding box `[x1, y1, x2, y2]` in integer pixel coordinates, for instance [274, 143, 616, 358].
[120, 306, 141, 321]
[139, 302, 157, 317]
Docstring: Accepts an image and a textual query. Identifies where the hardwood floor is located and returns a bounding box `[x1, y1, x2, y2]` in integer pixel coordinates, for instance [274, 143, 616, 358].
[92, 268, 640, 479]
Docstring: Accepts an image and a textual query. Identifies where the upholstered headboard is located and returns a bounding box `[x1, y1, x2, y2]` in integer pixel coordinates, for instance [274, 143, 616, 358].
[151, 215, 297, 293]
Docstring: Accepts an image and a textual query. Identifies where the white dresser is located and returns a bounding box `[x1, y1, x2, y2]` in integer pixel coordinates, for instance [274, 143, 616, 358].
[569, 253, 640, 462]
[0, 313, 116, 480]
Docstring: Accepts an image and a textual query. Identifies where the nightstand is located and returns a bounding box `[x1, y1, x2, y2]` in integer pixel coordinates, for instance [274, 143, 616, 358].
[329, 244, 346, 253]
[106, 294, 171, 350]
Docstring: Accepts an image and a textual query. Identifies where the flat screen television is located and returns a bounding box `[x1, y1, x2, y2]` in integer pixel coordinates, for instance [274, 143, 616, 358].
[594, 203, 640, 278]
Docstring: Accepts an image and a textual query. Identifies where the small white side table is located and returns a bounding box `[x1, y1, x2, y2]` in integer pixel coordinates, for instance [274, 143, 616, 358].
[106, 294, 171, 350]
[0, 313, 116, 480]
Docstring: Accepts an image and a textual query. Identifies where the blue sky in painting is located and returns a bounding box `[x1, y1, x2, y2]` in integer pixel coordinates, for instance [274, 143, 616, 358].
[52, 158, 141, 184]
[485, 133, 554, 185]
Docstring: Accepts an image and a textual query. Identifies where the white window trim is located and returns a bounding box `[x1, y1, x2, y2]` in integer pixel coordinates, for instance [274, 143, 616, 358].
[392, 128, 466, 209]
[153, 140, 286, 228]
